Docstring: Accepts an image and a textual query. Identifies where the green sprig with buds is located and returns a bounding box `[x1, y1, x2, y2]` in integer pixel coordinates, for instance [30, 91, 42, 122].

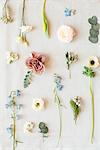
[65, 52, 78, 79]
[39, 122, 49, 141]
[70, 96, 81, 124]
[24, 70, 33, 88]
[6, 90, 23, 150]
[88, 16, 100, 43]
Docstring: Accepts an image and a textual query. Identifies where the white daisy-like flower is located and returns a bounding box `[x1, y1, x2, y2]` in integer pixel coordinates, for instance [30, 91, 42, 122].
[32, 98, 44, 111]
[88, 56, 100, 69]
[19, 25, 33, 33]
[24, 121, 35, 133]
[57, 25, 75, 43]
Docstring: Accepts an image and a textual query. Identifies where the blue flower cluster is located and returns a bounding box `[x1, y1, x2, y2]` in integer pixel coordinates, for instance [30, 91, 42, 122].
[54, 74, 63, 91]
[64, 8, 76, 17]
[6, 90, 22, 110]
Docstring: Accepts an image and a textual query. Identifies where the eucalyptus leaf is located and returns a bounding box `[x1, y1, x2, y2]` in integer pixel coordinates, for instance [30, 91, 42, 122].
[88, 16, 98, 25]
[90, 29, 99, 37]
[89, 36, 98, 43]
[24, 70, 33, 88]
[92, 24, 100, 31]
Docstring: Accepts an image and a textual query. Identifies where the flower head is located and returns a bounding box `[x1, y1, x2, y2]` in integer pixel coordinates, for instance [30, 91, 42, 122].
[24, 121, 35, 133]
[54, 73, 63, 91]
[64, 8, 76, 17]
[65, 52, 78, 68]
[19, 25, 33, 33]
[26, 52, 46, 74]
[7, 51, 19, 64]
[87, 56, 99, 69]
[57, 25, 75, 43]
[32, 98, 45, 111]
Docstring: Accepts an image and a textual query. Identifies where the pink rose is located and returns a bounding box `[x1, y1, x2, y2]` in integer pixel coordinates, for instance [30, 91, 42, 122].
[26, 52, 46, 74]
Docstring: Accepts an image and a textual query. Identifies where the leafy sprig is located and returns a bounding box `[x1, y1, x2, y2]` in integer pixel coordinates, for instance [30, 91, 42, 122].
[70, 98, 81, 124]
[88, 16, 100, 43]
[39, 122, 49, 141]
[24, 70, 33, 88]
[53, 74, 65, 145]
[83, 66, 95, 78]
[6, 90, 23, 150]
[65, 52, 78, 78]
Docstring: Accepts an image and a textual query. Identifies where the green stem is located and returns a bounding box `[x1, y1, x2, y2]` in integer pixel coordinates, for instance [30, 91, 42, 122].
[68, 68, 71, 79]
[21, 0, 26, 26]
[89, 77, 94, 144]
[57, 105, 62, 145]
[43, 0, 46, 10]
[13, 98, 16, 150]
[2, 0, 8, 16]
[53, 88, 62, 145]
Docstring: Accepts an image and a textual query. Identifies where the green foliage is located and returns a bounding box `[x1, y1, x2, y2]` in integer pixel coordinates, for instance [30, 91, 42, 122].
[39, 122, 49, 137]
[70, 100, 80, 123]
[88, 16, 100, 43]
[83, 66, 95, 78]
[89, 36, 98, 43]
[90, 29, 99, 37]
[24, 70, 33, 88]
[88, 16, 98, 25]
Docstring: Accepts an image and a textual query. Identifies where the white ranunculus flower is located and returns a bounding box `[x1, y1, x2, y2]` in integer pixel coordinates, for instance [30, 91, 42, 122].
[24, 121, 35, 133]
[20, 25, 33, 33]
[32, 98, 44, 111]
[57, 25, 75, 43]
[88, 56, 100, 69]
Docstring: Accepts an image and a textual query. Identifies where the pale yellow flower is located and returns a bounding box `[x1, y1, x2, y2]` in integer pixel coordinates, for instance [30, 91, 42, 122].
[88, 56, 100, 69]
[57, 25, 75, 43]
[19, 25, 33, 33]
[24, 121, 35, 133]
[32, 98, 44, 111]
[7, 51, 19, 64]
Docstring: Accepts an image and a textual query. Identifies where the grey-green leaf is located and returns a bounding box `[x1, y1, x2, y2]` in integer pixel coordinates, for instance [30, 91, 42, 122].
[89, 36, 98, 43]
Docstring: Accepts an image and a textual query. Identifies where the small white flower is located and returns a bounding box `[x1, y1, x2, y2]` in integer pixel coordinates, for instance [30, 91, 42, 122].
[32, 98, 45, 111]
[24, 121, 35, 133]
[78, 103, 80, 107]
[6, 51, 19, 64]
[19, 25, 33, 33]
[57, 25, 75, 43]
[88, 56, 100, 69]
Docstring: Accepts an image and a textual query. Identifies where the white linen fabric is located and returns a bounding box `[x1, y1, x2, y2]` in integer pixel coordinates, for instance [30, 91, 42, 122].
[0, 0, 100, 150]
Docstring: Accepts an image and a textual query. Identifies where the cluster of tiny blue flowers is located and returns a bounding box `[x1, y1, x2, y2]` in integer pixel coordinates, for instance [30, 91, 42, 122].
[54, 73, 63, 91]
[64, 8, 76, 17]
[6, 90, 23, 136]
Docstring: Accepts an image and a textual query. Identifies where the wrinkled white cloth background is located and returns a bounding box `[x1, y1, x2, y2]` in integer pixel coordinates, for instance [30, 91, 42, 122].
[0, 0, 100, 150]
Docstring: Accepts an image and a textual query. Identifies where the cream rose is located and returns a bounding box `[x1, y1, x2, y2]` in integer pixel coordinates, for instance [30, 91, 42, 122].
[57, 25, 75, 43]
